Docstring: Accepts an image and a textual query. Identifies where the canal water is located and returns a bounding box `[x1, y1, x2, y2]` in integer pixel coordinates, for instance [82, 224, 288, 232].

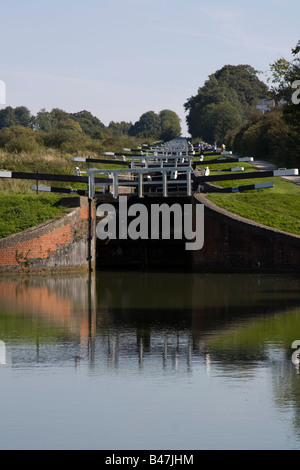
[0, 270, 300, 450]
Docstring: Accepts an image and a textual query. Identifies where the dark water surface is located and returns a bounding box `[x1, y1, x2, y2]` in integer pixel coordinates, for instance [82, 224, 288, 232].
[1, 270, 300, 450]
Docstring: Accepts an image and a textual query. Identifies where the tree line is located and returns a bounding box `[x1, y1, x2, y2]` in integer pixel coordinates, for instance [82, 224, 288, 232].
[0, 106, 182, 154]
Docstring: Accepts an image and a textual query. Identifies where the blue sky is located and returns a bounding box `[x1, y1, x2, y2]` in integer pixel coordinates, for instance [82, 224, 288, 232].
[0, 0, 299, 135]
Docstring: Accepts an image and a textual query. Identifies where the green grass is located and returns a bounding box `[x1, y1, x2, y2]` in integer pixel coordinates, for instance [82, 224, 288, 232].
[202, 154, 300, 236]
[0, 194, 69, 239]
[0, 148, 133, 239]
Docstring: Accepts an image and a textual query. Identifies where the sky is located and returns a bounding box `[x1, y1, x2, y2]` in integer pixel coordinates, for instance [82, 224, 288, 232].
[0, 0, 299, 136]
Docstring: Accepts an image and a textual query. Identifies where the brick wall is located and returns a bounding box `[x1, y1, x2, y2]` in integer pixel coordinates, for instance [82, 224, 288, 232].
[0, 196, 95, 273]
[193, 194, 300, 272]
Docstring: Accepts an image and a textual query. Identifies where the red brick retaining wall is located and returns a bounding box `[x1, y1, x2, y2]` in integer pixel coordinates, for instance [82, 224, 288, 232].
[0, 196, 95, 273]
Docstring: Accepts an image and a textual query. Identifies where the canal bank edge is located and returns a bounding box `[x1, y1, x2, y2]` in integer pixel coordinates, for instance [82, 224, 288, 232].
[0, 196, 96, 275]
[193, 193, 300, 272]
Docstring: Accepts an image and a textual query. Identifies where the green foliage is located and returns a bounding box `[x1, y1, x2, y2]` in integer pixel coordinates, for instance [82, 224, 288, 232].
[129, 109, 181, 140]
[159, 109, 181, 141]
[107, 121, 132, 137]
[54, 118, 82, 133]
[0, 104, 182, 153]
[43, 129, 90, 151]
[14, 106, 34, 128]
[227, 110, 290, 166]
[0, 106, 34, 129]
[185, 64, 269, 141]
[0, 194, 68, 239]
[69, 110, 105, 139]
[129, 111, 161, 138]
[0, 126, 41, 153]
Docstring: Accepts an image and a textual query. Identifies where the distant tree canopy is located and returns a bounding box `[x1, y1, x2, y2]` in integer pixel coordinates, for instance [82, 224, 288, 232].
[0, 106, 34, 129]
[184, 64, 269, 142]
[129, 109, 181, 140]
[0, 105, 181, 153]
[107, 121, 132, 137]
[159, 109, 182, 141]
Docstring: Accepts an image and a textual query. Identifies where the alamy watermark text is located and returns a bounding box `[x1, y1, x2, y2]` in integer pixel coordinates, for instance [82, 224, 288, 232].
[96, 196, 204, 251]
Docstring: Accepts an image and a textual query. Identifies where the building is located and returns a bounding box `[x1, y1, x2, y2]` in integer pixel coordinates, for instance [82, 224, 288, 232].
[256, 98, 275, 114]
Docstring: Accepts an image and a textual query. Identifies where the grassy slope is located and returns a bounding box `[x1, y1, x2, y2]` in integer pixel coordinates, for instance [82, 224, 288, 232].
[201, 156, 300, 236]
[0, 194, 69, 239]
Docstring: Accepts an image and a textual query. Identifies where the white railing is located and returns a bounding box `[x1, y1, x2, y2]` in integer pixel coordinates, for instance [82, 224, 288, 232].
[129, 155, 194, 168]
[87, 167, 192, 199]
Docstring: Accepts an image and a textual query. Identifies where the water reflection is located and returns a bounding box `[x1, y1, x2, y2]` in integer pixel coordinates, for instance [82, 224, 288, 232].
[1, 272, 300, 372]
[1, 271, 300, 449]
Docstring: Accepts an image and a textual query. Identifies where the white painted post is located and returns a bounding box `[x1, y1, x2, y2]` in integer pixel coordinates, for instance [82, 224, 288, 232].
[0, 171, 12, 178]
[113, 172, 118, 199]
[187, 169, 191, 196]
[138, 172, 143, 198]
[88, 173, 95, 199]
[274, 169, 299, 176]
[162, 170, 167, 197]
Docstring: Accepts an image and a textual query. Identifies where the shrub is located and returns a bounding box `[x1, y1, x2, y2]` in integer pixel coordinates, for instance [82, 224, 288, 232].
[5, 135, 39, 153]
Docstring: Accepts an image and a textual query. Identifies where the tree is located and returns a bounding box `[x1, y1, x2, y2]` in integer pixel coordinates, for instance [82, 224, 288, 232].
[54, 118, 82, 133]
[129, 111, 161, 138]
[184, 64, 269, 141]
[0, 106, 16, 129]
[107, 121, 132, 136]
[70, 110, 105, 139]
[129, 109, 181, 140]
[35, 108, 54, 132]
[14, 106, 33, 128]
[159, 109, 181, 141]
[204, 101, 243, 143]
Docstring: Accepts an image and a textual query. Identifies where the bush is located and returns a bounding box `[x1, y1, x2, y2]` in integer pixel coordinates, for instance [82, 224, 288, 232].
[5, 135, 40, 153]
[0, 126, 41, 153]
[227, 110, 290, 166]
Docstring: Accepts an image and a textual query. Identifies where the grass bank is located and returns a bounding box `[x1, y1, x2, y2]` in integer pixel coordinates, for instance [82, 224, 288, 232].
[0, 148, 132, 239]
[0, 194, 70, 239]
[202, 155, 300, 236]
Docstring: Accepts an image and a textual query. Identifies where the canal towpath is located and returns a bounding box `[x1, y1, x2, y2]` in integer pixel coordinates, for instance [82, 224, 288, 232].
[252, 159, 300, 185]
